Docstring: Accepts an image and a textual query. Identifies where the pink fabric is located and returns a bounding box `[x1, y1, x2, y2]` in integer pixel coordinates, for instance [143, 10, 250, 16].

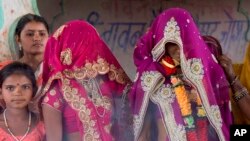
[131, 8, 232, 141]
[42, 83, 80, 133]
[0, 121, 45, 141]
[42, 20, 132, 140]
[0, 60, 13, 70]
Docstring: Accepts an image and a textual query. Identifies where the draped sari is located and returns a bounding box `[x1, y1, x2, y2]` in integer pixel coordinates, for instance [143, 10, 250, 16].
[131, 8, 232, 141]
[42, 20, 133, 141]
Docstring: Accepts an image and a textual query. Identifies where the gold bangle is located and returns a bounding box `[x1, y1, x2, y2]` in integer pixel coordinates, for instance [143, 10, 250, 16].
[233, 87, 248, 102]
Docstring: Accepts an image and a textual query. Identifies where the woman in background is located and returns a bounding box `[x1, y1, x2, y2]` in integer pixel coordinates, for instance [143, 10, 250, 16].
[219, 45, 250, 124]
[203, 35, 250, 124]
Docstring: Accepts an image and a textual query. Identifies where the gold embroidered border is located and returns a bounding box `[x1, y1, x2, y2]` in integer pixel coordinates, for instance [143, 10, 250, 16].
[61, 78, 102, 141]
[134, 71, 164, 141]
[148, 16, 226, 141]
[151, 84, 186, 141]
[62, 58, 129, 85]
[41, 58, 124, 140]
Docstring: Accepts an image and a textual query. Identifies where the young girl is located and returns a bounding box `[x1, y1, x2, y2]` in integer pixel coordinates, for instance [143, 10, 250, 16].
[0, 62, 45, 141]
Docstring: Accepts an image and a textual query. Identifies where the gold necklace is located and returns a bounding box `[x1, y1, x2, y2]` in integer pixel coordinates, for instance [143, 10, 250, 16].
[3, 109, 31, 141]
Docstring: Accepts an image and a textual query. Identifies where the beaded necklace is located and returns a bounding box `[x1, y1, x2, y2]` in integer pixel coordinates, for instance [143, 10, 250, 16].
[3, 109, 31, 141]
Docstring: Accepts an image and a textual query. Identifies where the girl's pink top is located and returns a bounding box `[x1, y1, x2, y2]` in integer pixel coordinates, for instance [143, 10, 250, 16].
[0, 121, 45, 141]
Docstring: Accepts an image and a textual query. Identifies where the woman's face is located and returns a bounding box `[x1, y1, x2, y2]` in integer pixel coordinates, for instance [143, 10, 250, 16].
[16, 21, 49, 57]
[166, 43, 180, 63]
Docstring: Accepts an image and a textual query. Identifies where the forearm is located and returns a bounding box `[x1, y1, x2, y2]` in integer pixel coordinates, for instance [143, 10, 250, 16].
[42, 104, 63, 141]
[231, 80, 250, 120]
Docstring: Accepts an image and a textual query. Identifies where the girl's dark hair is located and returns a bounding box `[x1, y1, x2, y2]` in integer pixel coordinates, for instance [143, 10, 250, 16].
[15, 13, 49, 37]
[0, 62, 38, 97]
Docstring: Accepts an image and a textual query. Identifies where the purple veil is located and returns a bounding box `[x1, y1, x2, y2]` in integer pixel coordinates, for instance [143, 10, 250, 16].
[131, 8, 232, 141]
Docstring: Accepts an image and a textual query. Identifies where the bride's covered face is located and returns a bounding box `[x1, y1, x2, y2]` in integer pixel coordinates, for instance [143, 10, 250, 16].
[165, 42, 180, 65]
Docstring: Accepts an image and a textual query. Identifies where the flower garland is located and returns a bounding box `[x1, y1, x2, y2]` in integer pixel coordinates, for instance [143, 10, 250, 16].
[161, 56, 208, 141]
[171, 75, 198, 141]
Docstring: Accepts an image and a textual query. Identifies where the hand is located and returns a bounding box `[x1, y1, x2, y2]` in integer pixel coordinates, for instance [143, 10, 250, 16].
[218, 55, 236, 82]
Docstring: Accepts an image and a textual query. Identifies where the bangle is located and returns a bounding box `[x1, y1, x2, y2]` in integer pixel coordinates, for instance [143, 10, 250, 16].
[230, 76, 239, 86]
[233, 87, 248, 102]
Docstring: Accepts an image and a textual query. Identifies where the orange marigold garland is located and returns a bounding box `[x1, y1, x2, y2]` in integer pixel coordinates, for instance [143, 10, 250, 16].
[170, 76, 191, 116]
[196, 96, 206, 117]
[171, 75, 198, 141]
[160, 56, 208, 140]
[170, 75, 208, 141]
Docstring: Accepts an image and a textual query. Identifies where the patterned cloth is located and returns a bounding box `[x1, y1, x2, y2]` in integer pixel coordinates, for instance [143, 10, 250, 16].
[42, 20, 133, 141]
[130, 8, 232, 141]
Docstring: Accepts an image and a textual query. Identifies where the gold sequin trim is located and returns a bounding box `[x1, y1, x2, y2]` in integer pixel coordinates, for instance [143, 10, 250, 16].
[53, 101, 60, 109]
[62, 57, 129, 84]
[53, 25, 66, 39]
[49, 89, 56, 96]
[60, 48, 72, 65]
[62, 79, 102, 141]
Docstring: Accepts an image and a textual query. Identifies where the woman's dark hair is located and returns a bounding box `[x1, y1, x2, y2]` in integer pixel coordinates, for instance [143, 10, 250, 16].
[202, 35, 223, 59]
[15, 13, 49, 37]
[0, 62, 38, 97]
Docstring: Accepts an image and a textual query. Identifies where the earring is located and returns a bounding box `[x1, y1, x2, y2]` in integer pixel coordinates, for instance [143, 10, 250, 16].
[19, 44, 22, 51]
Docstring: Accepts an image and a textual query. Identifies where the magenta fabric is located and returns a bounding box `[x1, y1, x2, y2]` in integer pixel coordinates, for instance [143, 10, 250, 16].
[42, 20, 132, 141]
[42, 84, 79, 133]
[42, 21, 129, 84]
[131, 8, 232, 141]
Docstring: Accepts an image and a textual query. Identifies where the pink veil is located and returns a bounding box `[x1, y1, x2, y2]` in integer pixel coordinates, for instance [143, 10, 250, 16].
[42, 20, 133, 140]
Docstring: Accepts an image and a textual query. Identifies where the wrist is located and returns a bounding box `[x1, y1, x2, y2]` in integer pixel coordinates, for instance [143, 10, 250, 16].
[233, 87, 248, 102]
[229, 75, 238, 86]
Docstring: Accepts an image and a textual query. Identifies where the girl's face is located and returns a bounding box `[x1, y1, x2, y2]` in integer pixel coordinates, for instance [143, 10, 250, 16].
[166, 43, 180, 63]
[0, 74, 33, 109]
[16, 21, 49, 57]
